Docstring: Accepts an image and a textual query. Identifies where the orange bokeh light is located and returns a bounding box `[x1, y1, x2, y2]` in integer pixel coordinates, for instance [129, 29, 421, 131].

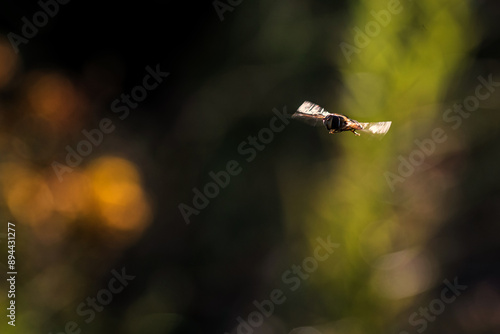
[87, 156, 152, 233]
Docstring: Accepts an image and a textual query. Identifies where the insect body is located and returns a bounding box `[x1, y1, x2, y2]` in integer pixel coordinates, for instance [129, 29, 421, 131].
[292, 101, 392, 137]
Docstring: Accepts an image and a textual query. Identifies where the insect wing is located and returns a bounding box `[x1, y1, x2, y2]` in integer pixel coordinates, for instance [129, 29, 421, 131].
[292, 101, 331, 127]
[358, 121, 392, 137]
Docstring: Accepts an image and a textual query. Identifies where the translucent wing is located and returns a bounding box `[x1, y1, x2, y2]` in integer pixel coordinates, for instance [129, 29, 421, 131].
[358, 121, 392, 137]
[292, 101, 332, 127]
[292, 101, 392, 137]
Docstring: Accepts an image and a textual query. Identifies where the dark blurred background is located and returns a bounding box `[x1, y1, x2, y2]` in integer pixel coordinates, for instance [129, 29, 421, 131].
[0, 0, 500, 333]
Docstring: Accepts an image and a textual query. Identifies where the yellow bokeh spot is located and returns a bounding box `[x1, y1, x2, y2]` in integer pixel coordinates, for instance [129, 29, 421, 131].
[0, 163, 54, 226]
[87, 156, 152, 232]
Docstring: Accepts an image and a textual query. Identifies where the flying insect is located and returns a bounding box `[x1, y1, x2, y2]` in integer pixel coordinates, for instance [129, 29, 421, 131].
[292, 101, 392, 137]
